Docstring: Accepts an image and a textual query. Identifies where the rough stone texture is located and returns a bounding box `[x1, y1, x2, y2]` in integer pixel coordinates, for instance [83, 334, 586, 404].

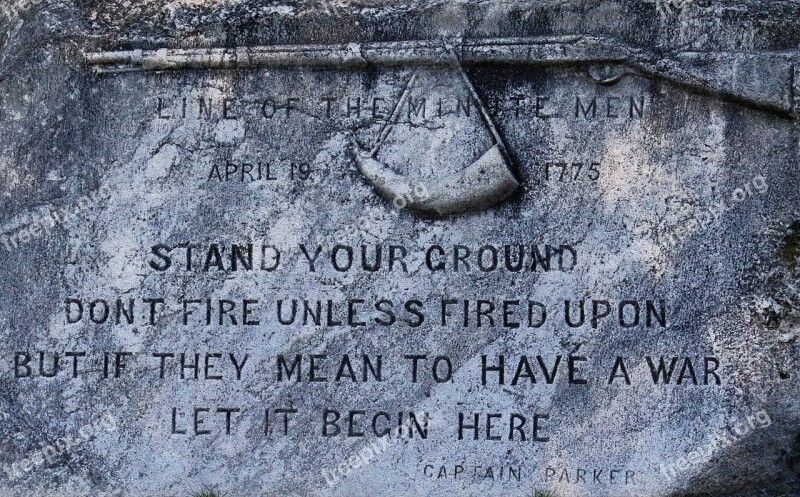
[0, 1, 799, 497]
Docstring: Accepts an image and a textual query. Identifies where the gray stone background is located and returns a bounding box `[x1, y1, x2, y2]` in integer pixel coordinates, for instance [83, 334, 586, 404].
[0, 1, 799, 496]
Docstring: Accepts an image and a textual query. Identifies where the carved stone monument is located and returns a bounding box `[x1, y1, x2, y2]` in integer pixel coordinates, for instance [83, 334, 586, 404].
[0, 1, 799, 496]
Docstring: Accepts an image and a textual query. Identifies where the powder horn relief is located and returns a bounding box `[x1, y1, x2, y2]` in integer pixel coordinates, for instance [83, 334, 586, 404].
[354, 47, 521, 217]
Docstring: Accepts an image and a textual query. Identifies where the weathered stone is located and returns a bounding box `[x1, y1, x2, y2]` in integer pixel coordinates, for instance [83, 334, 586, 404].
[0, 1, 799, 497]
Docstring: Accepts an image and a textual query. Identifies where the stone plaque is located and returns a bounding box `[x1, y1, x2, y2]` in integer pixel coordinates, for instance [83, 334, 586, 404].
[1, 1, 799, 496]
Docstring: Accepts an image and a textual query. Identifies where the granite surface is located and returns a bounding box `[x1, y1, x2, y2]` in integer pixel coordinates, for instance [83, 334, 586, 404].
[0, 1, 799, 496]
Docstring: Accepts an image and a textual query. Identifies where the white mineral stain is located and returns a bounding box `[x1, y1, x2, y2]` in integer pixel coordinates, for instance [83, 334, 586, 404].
[144, 143, 179, 182]
[0, 161, 24, 195]
[102, 229, 142, 292]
